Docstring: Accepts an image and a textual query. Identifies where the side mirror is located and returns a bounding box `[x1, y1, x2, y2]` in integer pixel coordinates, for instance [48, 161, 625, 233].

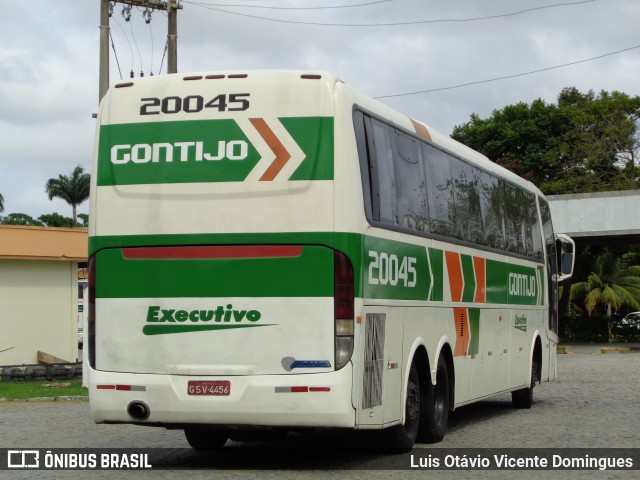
[555, 233, 575, 282]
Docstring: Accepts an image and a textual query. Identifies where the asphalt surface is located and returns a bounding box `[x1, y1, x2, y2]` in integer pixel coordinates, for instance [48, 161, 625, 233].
[1, 347, 638, 479]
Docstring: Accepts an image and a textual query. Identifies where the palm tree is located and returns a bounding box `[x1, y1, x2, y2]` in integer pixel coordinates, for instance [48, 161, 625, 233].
[45, 165, 90, 225]
[571, 252, 640, 339]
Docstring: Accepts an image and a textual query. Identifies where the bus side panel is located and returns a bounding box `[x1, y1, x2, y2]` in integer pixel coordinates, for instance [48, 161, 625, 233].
[92, 245, 336, 376]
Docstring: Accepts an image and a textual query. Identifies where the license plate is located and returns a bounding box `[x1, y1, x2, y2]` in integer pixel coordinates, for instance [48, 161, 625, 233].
[187, 380, 230, 396]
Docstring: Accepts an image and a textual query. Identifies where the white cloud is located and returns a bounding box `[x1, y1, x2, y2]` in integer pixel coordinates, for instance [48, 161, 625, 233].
[1, 0, 639, 217]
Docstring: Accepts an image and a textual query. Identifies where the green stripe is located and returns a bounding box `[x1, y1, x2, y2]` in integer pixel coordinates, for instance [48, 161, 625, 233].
[281, 117, 334, 181]
[363, 236, 431, 301]
[143, 324, 275, 336]
[90, 232, 544, 305]
[96, 245, 334, 299]
[468, 308, 480, 356]
[97, 117, 334, 186]
[461, 254, 476, 302]
[486, 260, 540, 306]
[428, 248, 444, 302]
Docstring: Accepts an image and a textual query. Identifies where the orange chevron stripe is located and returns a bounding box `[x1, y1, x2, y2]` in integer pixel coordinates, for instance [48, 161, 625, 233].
[445, 251, 463, 302]
[473, 256, 486, 303]
[410, 119, 432, 141]
[453, 307, 469, 357]
[249, 118, 291, 181]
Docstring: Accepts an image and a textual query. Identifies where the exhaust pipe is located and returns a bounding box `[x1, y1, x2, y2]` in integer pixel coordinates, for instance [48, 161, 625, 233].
[127, 401, 150, 420]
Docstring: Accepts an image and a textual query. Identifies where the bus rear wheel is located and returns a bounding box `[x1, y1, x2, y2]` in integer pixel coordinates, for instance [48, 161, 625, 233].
[184, 429, 228, 450]
[418, 354, 449, 443]
[383, 361, 422, 452]
[512, 357, 539, 409]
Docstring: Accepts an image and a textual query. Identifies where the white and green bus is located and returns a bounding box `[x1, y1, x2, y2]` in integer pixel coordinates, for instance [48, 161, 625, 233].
[88, 70, 574, 450]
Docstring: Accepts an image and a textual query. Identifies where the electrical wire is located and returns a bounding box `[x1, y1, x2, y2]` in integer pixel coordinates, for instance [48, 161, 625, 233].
[129, 19, 144, 76]
[148, 18, 155, 75]
[159, 38, 169, 74]
[109, 31, 124, 80]
[111, 17, 134, 77]
[185, 0, 395, 10]
[183, 0, 600, 27]
[374, 45, 640, 98]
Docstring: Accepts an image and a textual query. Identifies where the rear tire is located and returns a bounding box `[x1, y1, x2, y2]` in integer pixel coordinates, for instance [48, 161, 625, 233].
[184, 429, 228, 450]
[382, 361, 422, 452]
[418, 355, 449, 443]
[512, 357, 539, 409]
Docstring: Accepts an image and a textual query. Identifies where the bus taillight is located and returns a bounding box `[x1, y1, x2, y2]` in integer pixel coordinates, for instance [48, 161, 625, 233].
[334, 251, 354, 370]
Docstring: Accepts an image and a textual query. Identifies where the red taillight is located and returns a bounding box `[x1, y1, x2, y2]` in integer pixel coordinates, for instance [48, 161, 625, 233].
[334, 251, 354, 370]
[334, 251, 354, 319]
[88, 256, 96, 368]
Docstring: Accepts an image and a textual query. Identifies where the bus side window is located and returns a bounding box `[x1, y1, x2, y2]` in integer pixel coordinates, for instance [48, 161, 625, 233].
[391, 129, 428, 232]
[368, 119, 397, 226]
[423, 143, 454, 237]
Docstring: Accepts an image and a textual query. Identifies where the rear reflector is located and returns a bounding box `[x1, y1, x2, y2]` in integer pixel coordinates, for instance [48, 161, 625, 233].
[96, 385, 146, 392]
[274, 386, 331, 393]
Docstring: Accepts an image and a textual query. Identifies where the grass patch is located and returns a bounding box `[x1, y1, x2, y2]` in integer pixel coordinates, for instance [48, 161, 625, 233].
[0, 380, 87, 400]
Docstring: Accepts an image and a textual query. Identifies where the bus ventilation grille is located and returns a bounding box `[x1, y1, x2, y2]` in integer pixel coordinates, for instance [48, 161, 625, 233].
[362, 313, 385, 409]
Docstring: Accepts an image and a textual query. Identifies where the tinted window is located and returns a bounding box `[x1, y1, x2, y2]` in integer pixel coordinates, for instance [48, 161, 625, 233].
[370, 119, 397, 225]
[423, 143, 454, 237]
[392, 129, 428, 232]
[356, 111, 543, 261]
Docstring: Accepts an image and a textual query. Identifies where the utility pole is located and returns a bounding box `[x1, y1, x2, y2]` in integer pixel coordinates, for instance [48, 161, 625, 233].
[99, 0, 110, 103]
[99, 0, 183, 103]
[167, 0, 178, 75]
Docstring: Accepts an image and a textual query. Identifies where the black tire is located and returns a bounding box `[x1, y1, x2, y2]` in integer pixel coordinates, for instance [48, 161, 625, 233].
[184, 429, 228, 450]
[418, 355, 450, 443]
[382, 361, 422, 452]
[512, 357, 539, 409]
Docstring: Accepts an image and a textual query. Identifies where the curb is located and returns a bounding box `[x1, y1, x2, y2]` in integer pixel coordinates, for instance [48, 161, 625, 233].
[0, 396, 88, 403]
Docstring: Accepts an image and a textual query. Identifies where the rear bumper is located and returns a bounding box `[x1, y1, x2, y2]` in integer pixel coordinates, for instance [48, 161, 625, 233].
[88, 363, 356, 429]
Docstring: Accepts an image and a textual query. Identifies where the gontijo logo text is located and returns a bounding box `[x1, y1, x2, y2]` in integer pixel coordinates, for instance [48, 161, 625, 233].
[508, 273, 537, 297]
[111, 141, 249, 164]
[143, 304, 275, 336]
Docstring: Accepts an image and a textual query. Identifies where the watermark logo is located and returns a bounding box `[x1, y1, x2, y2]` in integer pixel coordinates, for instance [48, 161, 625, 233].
[7, 450, 39, 469]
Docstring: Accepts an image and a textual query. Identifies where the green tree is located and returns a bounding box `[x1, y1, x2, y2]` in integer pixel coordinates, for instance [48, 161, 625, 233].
[45, 165, 90, 225]
[77, 213, 89, 227]
[38, 212, 75, 228]
[0, 213, 45, 226]
[570, 252, 640, 338]
[451, 88, 640, 195]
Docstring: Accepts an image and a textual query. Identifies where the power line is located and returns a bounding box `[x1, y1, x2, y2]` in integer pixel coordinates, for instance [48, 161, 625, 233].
[183, 0, 599, 27]
[186, 0, 395, 10]
[374, 45, 640, 99]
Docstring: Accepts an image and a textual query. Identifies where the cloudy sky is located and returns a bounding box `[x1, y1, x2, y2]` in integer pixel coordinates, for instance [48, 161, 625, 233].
[0, 0, 638, 219]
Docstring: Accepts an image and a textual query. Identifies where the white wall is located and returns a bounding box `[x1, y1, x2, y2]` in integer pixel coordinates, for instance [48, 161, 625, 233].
[0, 259, 78, 366]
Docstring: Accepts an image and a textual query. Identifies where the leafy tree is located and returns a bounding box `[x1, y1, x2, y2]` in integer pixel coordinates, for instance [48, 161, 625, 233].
[77, 213, 89, 227]
[45, 165, 90, 225]
[451, 88, 640, 195]
[38, 212, 75, 228]
[570, 252, 640, 339]
[0, 213, 45, 226]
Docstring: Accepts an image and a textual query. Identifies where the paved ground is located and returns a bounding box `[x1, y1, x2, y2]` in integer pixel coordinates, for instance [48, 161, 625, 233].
[1, 349, 638, 479]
